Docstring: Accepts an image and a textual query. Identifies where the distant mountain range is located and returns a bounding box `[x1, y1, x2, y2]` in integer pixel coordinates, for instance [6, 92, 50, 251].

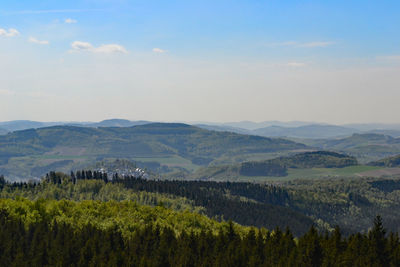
[2, 119, 400, 139]
[199, 120, 312, 130]
[302, 133, 400, 163]
[0, 123, 307, 179]
[0, 119, 151, 133]
[0, 128, 8, 135]
[2, 120, 400, 178]
[252, 124, 358, 139]
[195, 123, 400, 139]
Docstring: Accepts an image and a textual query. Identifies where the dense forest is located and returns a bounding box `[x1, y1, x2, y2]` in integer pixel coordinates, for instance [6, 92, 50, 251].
[270, 151, 358, 169]
[369, 154, 400, 167]
[1, 170, 400, 265]
[4, 170, 400, 236]
[239, 161, 288, 177]
[0, 172, 313, 235]
[0, 198, 399, 266]
[239, 151, 358, 176]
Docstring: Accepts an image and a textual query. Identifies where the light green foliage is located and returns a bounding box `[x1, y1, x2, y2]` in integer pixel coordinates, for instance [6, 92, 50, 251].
[0, 198, 250, 238]
[0, 179, 204, 213]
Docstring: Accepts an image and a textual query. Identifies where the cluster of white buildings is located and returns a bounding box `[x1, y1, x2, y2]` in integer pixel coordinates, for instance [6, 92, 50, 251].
[97, 167, 149, 179]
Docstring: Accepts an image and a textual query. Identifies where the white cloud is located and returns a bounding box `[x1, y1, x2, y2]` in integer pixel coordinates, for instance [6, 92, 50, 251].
[28, 37, 49, 45]
[299, 41, 334, 48]
[0, 28, 20, 37]
[153, 48, 167, 53]
[71, 41, 128, 53]
[0, 89, 15, 96]
[287, 62, 306, 67]
[71, 41, 93, 51]
[65, 18, 77, 24]
[95, 44, 128, 53]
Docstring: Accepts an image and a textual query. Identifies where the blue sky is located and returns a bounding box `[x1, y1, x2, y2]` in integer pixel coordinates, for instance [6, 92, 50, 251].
[0, 1, 399, 123]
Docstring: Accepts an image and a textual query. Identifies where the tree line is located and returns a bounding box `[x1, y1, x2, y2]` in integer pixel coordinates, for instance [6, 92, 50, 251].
[0, 208, 398, 267]
[0, 171, 313, 235]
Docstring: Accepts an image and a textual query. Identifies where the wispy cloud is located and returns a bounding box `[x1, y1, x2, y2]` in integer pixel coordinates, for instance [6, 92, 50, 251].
[299, 41, 334, 48]
[287, 62, 306, 67]
[28, 37, 49, 45]
[71, 41, 128, 54]
[152, 48, 167, 53]
[65, 18, 77, 24]
[0, 28, 19, 37]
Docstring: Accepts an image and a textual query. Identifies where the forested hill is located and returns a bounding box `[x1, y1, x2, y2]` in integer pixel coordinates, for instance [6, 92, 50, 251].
[0, 175, 400, 266]
[189, 151, 358, 179]
[307, 133, 400, 163]
[368, 154, 400, 167]
[0, 123, 307, 158]
[0, 171, 314, 236]
[1, 199, 397, 266]
[0, 123, 308, 179]
[270, 151, 358, 169]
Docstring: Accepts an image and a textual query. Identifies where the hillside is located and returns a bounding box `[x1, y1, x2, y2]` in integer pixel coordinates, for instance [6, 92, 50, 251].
[368, 154, 400, 167]
[302, 133, 400, 163]
[0, 123, 308, 179]
[0, 120, 56, 132]
[1, 197, 397, 266]
[0, 128, 7, 135]
[195, 124, 252, 135]
[0, 171, 314, 235]
[86, 119, 151, 128]
[0, 119, 152, 132]
[186, 151, 358, 181]
[5, 170, 400, 235]
[271, 151, 358, 169]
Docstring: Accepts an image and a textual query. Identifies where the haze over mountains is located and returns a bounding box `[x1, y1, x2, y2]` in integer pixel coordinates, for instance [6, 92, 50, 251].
[2, 119, 400, 139]
[0, 123, 308, 179]
[2, 119, 400, 180]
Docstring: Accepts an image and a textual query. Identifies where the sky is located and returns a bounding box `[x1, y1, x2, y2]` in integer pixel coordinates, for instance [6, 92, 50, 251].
[0, 0, 399, 124]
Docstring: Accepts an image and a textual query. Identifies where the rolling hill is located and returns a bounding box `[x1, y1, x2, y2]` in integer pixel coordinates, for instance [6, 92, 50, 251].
[301, 133, 400, 163]
[0, 123, 308, 179]
[85, 119, 151, 128]
[368, 154, 400, 167]
[184, 151, 358, 181]
[0, 120, 58, 132]
[0, 128, 8, 135]
[0, 119, 152, 132]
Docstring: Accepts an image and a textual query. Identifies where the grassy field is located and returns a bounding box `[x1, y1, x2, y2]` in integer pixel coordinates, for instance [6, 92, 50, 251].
[204, 165, 386, 183]
[281, 166, 383, 180]
[131, 155, 201, 172]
